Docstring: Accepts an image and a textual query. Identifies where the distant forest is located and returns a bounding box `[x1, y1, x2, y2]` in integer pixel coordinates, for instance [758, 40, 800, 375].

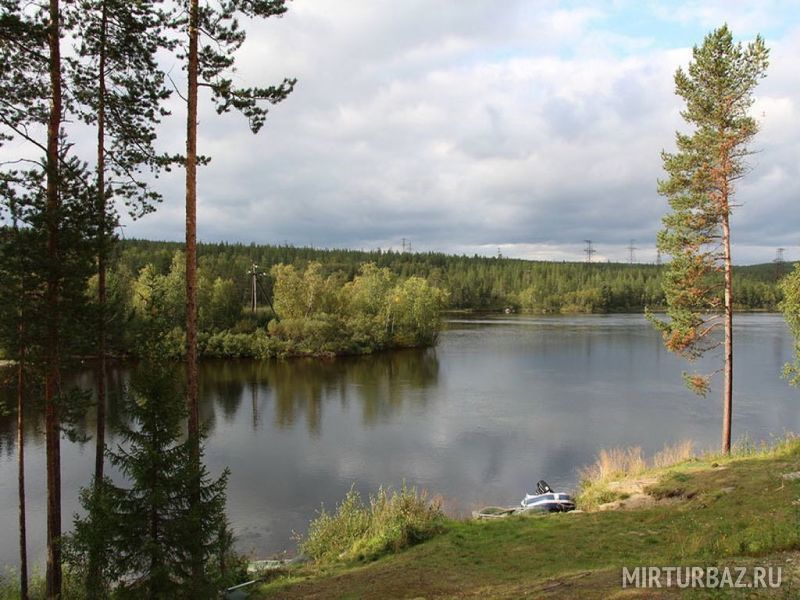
[116, 239, 786, 313]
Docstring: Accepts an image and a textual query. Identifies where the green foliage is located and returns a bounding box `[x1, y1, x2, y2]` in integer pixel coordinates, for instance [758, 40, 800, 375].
[66, 0, 173, 220]
[185, 0, 295, 136]
[0, 567, 86, 600]
[779, 264, 800, 385]
[64, 291, 236, 598]
[47, 240, 785, 361]
[206, 276, 242, 331]
[67, 362, 233, 598]
[386, 276, 447, 347]
[271, 262, 341, 319]
[650, 25, 769, 395]
[269, 263, 447, 354]
[298, 484, 444, 564]
[112, 239, 783, 316]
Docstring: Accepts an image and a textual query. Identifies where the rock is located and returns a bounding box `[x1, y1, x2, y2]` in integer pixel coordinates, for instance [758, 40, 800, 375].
[781, 471, 800, 481]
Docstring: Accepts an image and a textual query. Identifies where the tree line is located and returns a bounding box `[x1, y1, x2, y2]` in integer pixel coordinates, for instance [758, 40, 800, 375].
[112, 238, 785, 314]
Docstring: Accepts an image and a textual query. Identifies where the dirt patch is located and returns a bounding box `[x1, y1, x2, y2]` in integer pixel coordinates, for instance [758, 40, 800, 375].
[606, 476, 660, 495]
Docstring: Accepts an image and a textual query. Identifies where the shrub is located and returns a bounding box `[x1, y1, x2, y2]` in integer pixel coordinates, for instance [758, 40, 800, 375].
[298, 484, 444, 564]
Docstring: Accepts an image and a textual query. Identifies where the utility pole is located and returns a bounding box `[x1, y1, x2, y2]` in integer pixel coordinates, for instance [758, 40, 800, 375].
[248, 263, 261, 313]
[627, 239, 637, 264]
[584, 240, 595, 263]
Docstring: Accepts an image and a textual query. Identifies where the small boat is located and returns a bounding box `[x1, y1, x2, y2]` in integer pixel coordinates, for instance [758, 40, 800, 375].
[520, 480, 576, 513]
[472, 506, 517, 520]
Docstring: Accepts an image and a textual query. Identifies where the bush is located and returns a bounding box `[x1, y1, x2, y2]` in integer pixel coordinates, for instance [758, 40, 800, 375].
[200, 329, 286, 359]
[298, 484, 445, 564]
[268, 314, 349, 355]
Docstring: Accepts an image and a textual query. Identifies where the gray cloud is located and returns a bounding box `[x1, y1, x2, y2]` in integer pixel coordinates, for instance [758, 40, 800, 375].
[100, 2, 800, 263]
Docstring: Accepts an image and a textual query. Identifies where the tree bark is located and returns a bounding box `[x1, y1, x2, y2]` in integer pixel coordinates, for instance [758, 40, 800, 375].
[45, 0, 63, 597]
[186, 0, 200, 462]
[185, 0, 203, 585]
[186, 0, 200, 458]
[721, 213, 733, 454]
[94, 0, 108, 490]
[88, 2, 109, 593]
[17, 330, 28, 600]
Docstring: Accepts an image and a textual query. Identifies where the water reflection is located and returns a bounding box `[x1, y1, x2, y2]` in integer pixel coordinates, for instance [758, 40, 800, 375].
[2, 314, 799, 570]
[198, 348, 440, 434]
[1, 348, 441, 451]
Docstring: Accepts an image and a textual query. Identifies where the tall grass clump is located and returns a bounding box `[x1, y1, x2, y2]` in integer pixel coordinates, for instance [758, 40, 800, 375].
[577, 441, 694, 510]
[297, 484, 444, 564]
[580, 446, 646, 483]
[652, 439, 695, 469]
[577, 434, 800, 511]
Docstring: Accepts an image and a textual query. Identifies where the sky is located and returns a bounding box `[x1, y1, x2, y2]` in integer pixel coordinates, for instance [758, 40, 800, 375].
[120, 1, 800, 263]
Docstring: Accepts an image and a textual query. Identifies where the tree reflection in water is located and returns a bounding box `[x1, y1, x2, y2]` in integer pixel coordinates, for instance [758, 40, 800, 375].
[0, 348, 440, 446]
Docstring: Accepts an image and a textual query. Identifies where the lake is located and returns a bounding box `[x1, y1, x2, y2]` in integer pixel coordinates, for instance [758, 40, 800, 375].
[1, 313, 798, 569]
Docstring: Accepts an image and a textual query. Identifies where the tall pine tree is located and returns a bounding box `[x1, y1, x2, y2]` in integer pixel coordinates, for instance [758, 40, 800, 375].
[651, 25, 769, 453]
[66, 2, 174, 592]
[1, 2, 96, 596]
[178, 0, 294, 587]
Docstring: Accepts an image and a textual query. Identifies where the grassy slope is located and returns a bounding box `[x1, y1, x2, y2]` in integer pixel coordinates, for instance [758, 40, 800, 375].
[254, 442, 800, 599]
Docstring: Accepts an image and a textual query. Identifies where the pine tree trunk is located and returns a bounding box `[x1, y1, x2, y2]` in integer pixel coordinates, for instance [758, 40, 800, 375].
[185, 0, 203, 586]
[45, 0, 63, 597]
[186, 0, 200, 458]
[94, 0, 108, 490]
[88, 2, 109, 593]
[721, 213, 733, 454]
[17, 334, 28, 600]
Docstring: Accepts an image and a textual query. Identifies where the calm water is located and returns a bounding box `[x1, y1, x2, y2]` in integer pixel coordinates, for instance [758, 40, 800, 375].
[1, 313, 798, 569]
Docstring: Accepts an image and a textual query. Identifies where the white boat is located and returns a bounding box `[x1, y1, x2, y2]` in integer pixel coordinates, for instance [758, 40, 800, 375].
[520, 480, 576, 512]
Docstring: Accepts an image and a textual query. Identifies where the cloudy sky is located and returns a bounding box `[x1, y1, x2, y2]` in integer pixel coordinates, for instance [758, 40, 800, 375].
[122, 0, 800, 264]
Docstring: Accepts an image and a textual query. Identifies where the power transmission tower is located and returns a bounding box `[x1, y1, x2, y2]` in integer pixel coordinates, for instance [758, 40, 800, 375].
[584, 240, 595, 263]
[656, 248, 662, 266]
[401, 238, 407, 253]
[627, 239, 637, 264]
[774, 247, 786, 280]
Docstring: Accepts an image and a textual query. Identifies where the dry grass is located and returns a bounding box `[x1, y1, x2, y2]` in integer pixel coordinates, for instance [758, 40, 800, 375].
[577, 434, 800, 511]
[577, 440, 695, 510]
[578, 446, 646, 485]
[652, 439, 694, 469]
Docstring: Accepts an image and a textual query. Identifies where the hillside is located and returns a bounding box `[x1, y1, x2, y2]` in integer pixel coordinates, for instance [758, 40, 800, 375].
[253, 439, 800, 599]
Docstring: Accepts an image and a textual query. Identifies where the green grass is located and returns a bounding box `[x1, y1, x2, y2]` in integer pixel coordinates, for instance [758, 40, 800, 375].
[252, 438, 800, 599]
